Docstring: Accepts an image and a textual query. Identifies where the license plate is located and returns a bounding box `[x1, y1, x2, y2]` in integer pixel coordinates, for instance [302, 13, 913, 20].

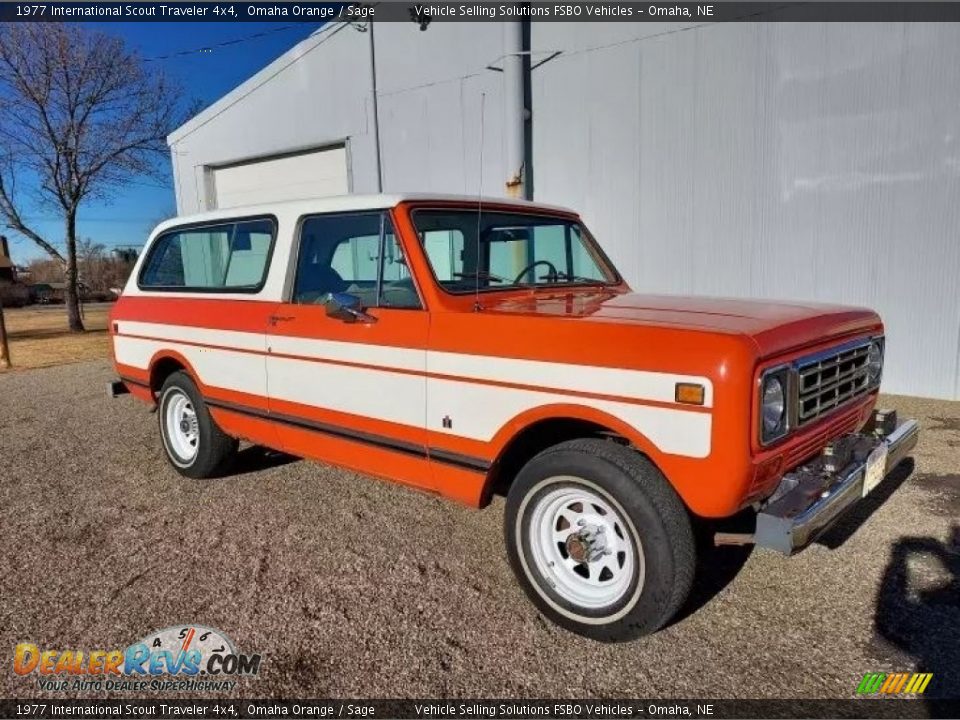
[862, 443, 889, 497]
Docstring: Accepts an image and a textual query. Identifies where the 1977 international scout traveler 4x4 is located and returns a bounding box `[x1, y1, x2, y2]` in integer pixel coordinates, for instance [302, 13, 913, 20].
[110, 194, 918, 640]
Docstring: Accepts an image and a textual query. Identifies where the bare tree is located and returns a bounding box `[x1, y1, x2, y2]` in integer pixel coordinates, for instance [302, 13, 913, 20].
[0, 23, 188, 331]
[77, 237, 136, 295]
[77, 236, 106, 266]
[25, 256, 62, 284]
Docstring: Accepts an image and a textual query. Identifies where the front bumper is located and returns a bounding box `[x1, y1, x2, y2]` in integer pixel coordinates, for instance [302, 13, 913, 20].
[755, 409, 919, 555]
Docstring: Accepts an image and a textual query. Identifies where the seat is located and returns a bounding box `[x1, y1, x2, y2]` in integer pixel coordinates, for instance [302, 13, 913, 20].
[297, 263, 347, 300]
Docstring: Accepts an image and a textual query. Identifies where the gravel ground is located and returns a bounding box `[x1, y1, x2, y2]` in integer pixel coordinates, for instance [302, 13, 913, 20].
[0, 360, 957, 700]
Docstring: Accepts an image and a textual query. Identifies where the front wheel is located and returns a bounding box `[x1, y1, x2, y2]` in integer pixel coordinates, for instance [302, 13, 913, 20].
[158, 371, 238, 479]
[505, 439, 695, 641]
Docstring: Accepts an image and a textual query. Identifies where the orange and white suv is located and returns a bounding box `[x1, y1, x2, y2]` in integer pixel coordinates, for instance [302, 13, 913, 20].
[110, 194, 918, 640]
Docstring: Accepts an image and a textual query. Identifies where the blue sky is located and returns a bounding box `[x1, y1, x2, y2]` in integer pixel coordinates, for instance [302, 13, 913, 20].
[8, 21, 322, 263]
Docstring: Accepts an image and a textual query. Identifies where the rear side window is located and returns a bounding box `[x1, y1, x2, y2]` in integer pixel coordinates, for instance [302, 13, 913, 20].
[139, 218, 275, 292]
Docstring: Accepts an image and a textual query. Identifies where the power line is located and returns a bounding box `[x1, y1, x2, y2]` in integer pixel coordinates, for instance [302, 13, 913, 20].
[142, 23, 320, 62]
[11, 216, 162, 225]
[127, 178, 174, 191]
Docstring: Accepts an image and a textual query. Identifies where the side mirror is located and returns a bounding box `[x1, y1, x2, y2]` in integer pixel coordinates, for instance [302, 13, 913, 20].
[323, 292, 378, 324]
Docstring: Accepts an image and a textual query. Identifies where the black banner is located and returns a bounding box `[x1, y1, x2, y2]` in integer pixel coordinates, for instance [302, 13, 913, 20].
[1, 699, 960, 719]
[5, 2, 960, 23]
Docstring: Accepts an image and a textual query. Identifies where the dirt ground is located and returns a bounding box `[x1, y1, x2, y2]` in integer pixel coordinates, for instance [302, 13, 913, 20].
[0, 303, 112, 371]
[0, 359, 957, 703]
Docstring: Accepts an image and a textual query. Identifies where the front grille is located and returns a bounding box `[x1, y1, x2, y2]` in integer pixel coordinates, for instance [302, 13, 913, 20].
[785, 404, 863, 468]
[796, 342, 872, 426]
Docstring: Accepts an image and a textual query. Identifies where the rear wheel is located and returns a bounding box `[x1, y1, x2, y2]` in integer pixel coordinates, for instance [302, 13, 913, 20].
[505, 438, 695, 641]
[158, 371, 237, 478]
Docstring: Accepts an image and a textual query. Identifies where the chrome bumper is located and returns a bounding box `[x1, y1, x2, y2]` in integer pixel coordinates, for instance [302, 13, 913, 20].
[755, 411, 919, 555]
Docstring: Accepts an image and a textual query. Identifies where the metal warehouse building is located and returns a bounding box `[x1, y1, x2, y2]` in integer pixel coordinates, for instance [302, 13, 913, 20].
[168, 20, 960, 400]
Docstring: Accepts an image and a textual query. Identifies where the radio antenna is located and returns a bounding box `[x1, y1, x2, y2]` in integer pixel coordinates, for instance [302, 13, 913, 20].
[474, 92, 485, 312]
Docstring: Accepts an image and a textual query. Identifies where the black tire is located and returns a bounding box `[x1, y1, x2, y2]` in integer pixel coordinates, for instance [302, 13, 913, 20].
[504, 438, 695, 641]
[158, 371, 238, 479]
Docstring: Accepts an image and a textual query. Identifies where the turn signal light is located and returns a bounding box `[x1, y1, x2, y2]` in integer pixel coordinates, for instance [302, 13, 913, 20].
[675, 383, 705, 406]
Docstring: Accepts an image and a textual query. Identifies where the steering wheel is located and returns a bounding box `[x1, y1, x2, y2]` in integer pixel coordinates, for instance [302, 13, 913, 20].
[513, 260, 558, 285]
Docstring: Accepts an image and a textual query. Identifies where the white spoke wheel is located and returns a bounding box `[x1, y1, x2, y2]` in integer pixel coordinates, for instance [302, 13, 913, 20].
[163, 391, 200, 464]
[527, 482, 642, 610]
[504, 439, 695, 641]
[158, 371, 238, 479]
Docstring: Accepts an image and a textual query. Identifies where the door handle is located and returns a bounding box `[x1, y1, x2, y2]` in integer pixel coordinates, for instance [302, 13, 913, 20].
[268, 315, 295, 326]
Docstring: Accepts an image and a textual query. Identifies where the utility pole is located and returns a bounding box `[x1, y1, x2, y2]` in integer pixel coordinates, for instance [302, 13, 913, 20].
[369, 20, 383, 193]
[502, 21, 526, 199]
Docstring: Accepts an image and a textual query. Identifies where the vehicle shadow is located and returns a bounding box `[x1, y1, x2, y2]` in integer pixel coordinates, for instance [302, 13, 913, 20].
[672, 458, 917, 627]
[817, 458, 915, 549]
[874, 529, 960, 715]
[671, 510, 756, 625]
[230, 445, 299, 476]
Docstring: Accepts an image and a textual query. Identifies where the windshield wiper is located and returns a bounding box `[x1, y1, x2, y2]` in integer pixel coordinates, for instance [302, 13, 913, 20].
[453, 270, 507, 284]
[539, 271, 604, 284]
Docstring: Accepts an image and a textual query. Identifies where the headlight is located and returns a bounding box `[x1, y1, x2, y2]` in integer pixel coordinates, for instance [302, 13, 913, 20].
[867, 340, 883, 384]
[760, 368, 790, 444]
[762, 377, 785, 433]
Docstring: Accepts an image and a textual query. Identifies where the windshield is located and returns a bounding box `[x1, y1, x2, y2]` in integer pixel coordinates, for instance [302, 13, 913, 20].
[412, 209, 617, 293]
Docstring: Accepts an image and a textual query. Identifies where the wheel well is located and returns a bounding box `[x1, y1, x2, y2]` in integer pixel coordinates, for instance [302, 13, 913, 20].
[484, 418, 629, 503]
[149, 357, 186, 399]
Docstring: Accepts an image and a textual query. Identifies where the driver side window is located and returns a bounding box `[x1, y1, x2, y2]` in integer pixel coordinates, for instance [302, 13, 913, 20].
[293, 212, 421, 309]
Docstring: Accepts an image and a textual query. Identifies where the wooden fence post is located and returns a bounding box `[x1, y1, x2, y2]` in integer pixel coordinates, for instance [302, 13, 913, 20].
[0, 296, 11, 369]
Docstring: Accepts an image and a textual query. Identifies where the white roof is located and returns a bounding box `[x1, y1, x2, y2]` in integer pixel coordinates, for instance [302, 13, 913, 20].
[154, 193, 577, 234]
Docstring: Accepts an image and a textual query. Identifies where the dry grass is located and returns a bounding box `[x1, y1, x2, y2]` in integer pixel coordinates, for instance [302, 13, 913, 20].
[0, 304, 112, 371]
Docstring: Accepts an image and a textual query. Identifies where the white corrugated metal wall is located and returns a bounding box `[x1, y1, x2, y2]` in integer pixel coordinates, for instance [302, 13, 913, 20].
[530, 22, 960, 400]
[169, 21, 960, 399]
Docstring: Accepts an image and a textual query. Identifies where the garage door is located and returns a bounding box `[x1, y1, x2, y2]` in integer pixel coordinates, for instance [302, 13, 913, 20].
[210, 146, 349, 209]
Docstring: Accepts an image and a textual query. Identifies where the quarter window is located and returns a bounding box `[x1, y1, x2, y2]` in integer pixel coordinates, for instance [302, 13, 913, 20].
[139, 218, 274, 291]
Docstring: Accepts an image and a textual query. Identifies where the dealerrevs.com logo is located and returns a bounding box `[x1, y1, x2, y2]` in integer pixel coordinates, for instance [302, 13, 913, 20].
[13, 625, 262, 693]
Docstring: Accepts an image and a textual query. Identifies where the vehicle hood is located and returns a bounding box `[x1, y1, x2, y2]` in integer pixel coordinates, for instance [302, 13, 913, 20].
[484, 291, 883, 358]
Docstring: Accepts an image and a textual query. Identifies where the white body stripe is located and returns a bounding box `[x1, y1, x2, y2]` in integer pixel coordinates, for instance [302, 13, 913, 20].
[425, 378, 711, 458]
[428, 350, 713, 407]
[267, 357, 427, 429]
[114, 336, 268, 398]
[270, 333, 426, 373]
[123, 321, 266, 353]
[114, 322, 712, 458]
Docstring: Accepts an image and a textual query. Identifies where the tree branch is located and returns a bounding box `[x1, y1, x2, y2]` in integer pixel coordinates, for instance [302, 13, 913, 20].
[0, 170, 65, 263]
